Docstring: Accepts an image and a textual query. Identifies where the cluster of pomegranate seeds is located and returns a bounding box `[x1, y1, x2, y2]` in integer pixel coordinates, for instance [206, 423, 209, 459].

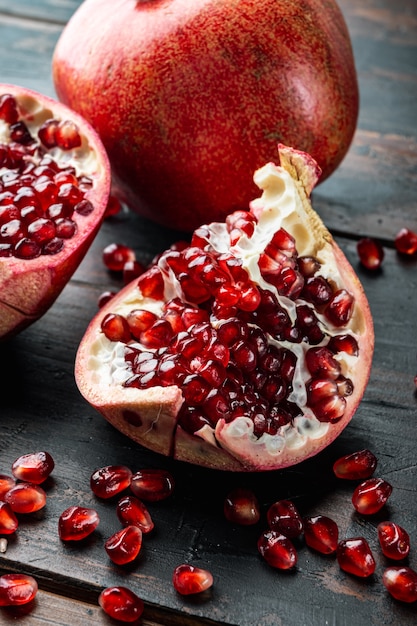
[98, 586, 144, 622]
[0, 573, 38, 607]
[356, 237, 384, 270]
[0, 93, 95, 260]
[172, 564, 214, 596]
[58, 505, 100, 541]
[223, 487, 261, 525]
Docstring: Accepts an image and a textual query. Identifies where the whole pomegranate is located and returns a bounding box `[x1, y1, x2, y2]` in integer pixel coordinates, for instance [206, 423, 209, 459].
[0, 85, 110, 340]
[75, 145, 373, 471]
[52, 0, 358, 231]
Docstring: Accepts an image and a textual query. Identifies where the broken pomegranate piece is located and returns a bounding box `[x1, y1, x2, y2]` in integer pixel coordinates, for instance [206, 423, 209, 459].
[337, 537, 376, 578]
[0, 573, 38, 606]
[98, 586, 144, 622]
[75, 145, 374, 472]
[172, 564, 214, 595]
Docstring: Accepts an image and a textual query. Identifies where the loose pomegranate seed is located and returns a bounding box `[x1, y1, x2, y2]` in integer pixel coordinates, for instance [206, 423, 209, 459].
[266, 500, 303, 538]
[333, 449, 377, 480]
[257, 530, 297, 570]
[357, 237, 384, 270]
[224, 487, 261, 526]
[303, 515, 339, 554]
[130, 468, 175, 502]
[0, 502, 19, 534]
[104, 195, 123, 218]
[105, 525, 143, 565]
[351, 477, 393, 515]
[11, 451, 55, 484]
[377, 521, 410, 560]
[98, 290, 116, 308]
[103, 242, 136, 272]
[394, 228, 417, 255]
[58, 505, 100, 541]
[99, 586, 144, 622]
[172, 564, 214, 595]
[382, 566, 417, 603]
[0, 474, 15, 499]
[337, 537, 376, 578]
[90, 465, 132, 499]
[116, 495, 154, 534]
[4, 482, 47, 513]
[0, 573, 38, 606]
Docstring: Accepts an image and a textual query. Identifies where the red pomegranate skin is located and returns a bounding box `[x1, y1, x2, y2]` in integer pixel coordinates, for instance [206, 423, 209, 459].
[52, 0, 358, 231]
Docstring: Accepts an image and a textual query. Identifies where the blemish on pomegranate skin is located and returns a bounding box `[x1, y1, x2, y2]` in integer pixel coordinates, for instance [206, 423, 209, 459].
[123, 410, 143, 427]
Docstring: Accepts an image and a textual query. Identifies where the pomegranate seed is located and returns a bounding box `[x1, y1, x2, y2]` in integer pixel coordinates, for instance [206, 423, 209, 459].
[123, 259, 146, 284]
[172, 564, 214, 595]
[266, 500, 303, 538]
[137, 266, 165, 299]
[257, 530, 297, 570]
[101, 313, 132, 343]
[54, 120, 82, 150]
[90, 465, 132, 499]
[377, 521, 410, 560]
[104, 195, 123, 218]
[38, 119, 60, 148]
[0, 573, 38, 606]
[5, 482, 47, 513]
[0, 474, 15, 499]
[116, 495, 154, 534]
[303, 515, 339, 554]
[325, 289, 354, 327]
[357, 237, 384, 269]
[394, 228, 417, 255]
[224, 487, 261, 526]
[382, 566, 417, 603]
[130, 468, 175, 502]
[98, 290, 116, 308]
[351, 477, 393, 515]
[58, 505, 100, 541]
[333, 449, 377, 480]
[337, 537, 376, 578]
[0, 94, 19, 124]
[99, 586, 144, 622]
[305, 347, 341, 379]
[11, 450, 55, 484]
[0, 502, 19, 534]
[103, 242, 136, 272]
[105, 525, 143, 565]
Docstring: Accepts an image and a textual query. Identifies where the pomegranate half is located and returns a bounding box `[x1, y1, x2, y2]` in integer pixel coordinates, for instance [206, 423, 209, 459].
[0, 85, 110, 340]
[52, 0, 358, 231]
[75, 145, 373, 472]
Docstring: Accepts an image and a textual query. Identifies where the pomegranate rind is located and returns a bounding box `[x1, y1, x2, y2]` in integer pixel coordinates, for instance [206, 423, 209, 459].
[0, 84, 111, 340]
[75, 146, 374, 472]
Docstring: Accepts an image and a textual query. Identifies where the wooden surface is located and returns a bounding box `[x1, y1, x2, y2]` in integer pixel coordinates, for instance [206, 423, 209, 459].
[1, 1, 417, 624]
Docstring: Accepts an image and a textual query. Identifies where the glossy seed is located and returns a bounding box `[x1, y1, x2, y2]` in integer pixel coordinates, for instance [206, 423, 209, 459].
[172, 564, 214, 595]
[58, 505, 99, 541]
[0, 573, 38, 606]
[257, 529, 297, 570]
[99, 586, 144, 622]
[11, 451, 55, 484]
[4, 482, 47, 513]
[130, 468, 175, 502]
[377, 521, 410, 560]
[90, 465, 132, 499]
[351, 477, 392, 515]
[337, 537, 376, 578]
[333, 449, 377, 480]
[105, 525, 142, 565]
[224, 487, 261, 526]
[303, 515, 339, 554]
[382, 566, 417, 603]
[0, 502, 19, 534]
[116, 495, 154, 534]
[266, 500, 303, 538]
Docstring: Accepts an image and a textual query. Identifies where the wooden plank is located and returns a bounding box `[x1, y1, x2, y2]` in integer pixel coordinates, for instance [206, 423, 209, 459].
[0, 0, 79, 23]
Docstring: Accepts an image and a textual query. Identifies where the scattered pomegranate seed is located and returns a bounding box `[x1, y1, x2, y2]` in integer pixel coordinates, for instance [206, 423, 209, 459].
[357, 237, 384, 270]
[4, 482, 47, 513]
[105, 525, 143, 565]
[377, 521, 410, 560]
[351, 477, 393, 515]
[90, 465, 132, 499]
[172, 564, 214, 595]
[104, 195, 123, 218]
[123, 259, 146, 284]
[382, 566, 417, 603]
[337, 537, 376, 578]
[11, 450, 55, 484]
[223, 487, 261, 526]
[394, 228, 417, 255]
[98, 586, 144, 622]
[0, 502, 19, 534]
[116, 495, 154, 534]
[0, 474, 15, 499]
[303, 515, 339, 554]
[257, 530, 297, 570]
[97, 290, 117, 308]
[103, 242, 136, 272]
[58, 505, 100, 541]
[266, 500, 303, 538]
[333, 449, 377, 480]
[0, 573, 38, 606]
[130, 468, 175, 502]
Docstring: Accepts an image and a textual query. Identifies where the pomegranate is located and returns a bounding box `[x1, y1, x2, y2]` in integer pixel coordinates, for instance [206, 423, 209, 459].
[75, 146, 374, 471]
[52, 0, 358, 231]
[0, 84, 110, 340]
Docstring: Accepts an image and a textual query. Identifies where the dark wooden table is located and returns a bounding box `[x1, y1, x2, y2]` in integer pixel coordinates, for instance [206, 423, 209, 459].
[1, 1, 417, 624]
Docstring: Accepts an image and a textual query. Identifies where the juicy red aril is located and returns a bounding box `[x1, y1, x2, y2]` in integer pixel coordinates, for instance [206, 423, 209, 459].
[382, 566, 417, 603]
[257, 530, 297, 570]
[11, 450, 55, 484]
[266, 500, 303, 538]
[337, 537, 376, 578]
[103, 242, 136, 272]
[357, 237, 384, 270]
[130, 468, 175, 502]
[303, 515, 339, 554]
[116, 495, 154, 534]
[98, 290, 116, 308]
[0, 474, 15, 499]
[0, 502, 19, 534]
[123, 259, 146, 284]
[0, 573, 38, 607]
[105, 525, 143, 565]
[224, 487, 261, 526]
[0, 94, 19, 124]
[172, 564, 214, 595]
[351, 477, 393, 515]
[99, 586, 144, 622]
[104, 195, 123, 218]
[325, 289, 354, 327]
[377, 521, 410, 560]
[101, 313, 132, 343]
[90, 465, 132, 499]
[333, 449, 377, 480]
[4, 482, 47, 513]
[58, 505, 100, 541]
[394, 228, 417, 255]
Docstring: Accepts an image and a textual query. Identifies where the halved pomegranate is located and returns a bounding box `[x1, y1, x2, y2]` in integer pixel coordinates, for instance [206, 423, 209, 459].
[75, 145, 374, 471]
[0, 84, 110, 340]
